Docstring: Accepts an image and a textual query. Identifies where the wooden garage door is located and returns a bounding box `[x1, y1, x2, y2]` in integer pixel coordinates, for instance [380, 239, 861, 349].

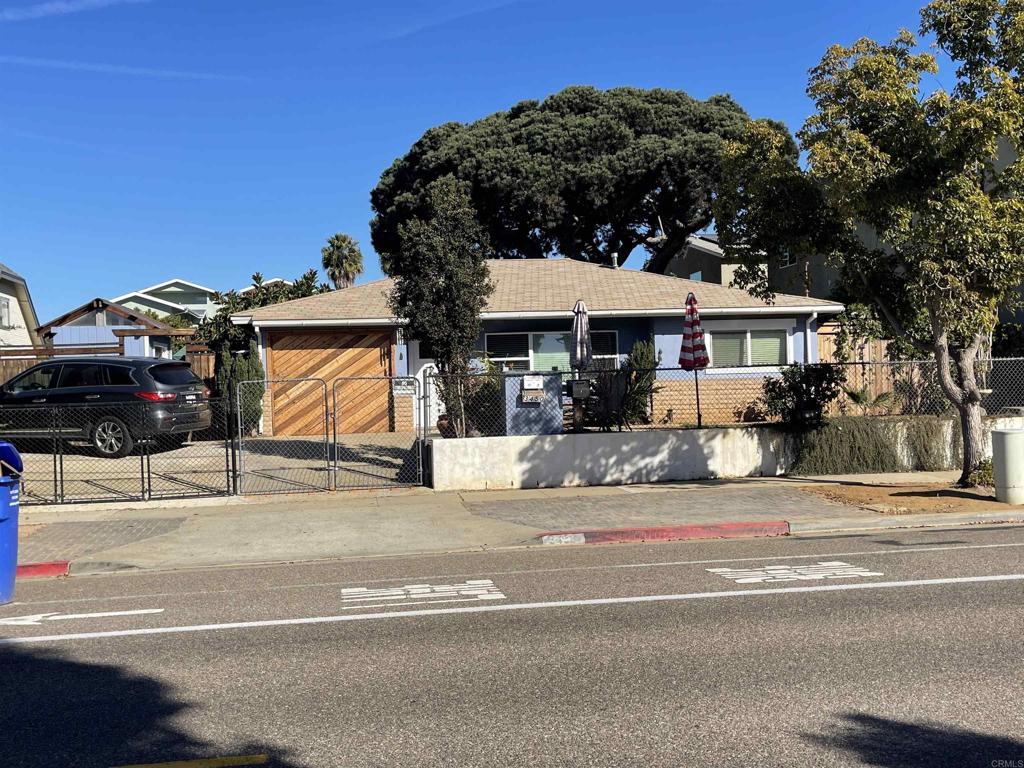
[268, 330, 393, 436]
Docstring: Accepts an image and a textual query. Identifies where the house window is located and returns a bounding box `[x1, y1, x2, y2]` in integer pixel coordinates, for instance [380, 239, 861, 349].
[591, 331, 619, 369]
[485, 330, 619, 371]
[486, 333, 530, 371]
[0, 298, 10, 328]
[711, 332, 747, 367]
[689, 271, 703, 282]
[778, 251, 798, 269]
[710, 330, 788, 367]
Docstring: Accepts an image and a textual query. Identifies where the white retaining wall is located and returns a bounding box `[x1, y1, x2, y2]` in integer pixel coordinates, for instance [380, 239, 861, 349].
[431, 427, 791, 491]
[429, 416, 1024, 492]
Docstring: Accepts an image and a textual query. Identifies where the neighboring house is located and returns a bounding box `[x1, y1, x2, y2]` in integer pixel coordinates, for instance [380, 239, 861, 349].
[658, 233, 760, 287]
[0, 263, 42, 348]
[113, 279, 220, 322]
[230, 259, 842, 435]
[766, 139, 1024, 321]
[38, 298, 177, 358]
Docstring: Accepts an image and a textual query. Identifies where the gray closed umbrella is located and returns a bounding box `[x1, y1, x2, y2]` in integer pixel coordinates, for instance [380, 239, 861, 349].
[570, 299, 592, 373]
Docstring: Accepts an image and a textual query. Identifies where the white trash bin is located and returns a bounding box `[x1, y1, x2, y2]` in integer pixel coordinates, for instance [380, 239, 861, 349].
[992, 429, 1024, 505]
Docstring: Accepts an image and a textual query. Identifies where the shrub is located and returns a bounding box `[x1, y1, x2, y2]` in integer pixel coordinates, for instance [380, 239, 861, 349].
[589, 340, 662, 431]
[967, 458, 994, 487]
[621, 340, 661, 425]
[905, 418, 955, 471]
[791, 417, 903, 475]
[761, 364, 845, 431]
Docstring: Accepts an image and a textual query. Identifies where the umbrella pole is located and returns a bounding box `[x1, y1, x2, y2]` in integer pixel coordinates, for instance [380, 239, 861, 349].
[694, 369, 703, 428]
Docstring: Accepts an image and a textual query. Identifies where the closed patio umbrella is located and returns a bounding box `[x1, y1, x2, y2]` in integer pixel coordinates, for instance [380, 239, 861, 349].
[570, 299, 592, 373]
[679, 292, 710, 427]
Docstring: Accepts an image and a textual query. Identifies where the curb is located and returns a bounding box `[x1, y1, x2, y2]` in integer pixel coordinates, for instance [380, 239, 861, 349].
[15, 561, 70, 579]
[538, 520, 791, 546]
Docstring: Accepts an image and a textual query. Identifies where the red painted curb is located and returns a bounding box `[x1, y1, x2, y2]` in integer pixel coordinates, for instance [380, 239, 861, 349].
[539, 520, 790, 545]
[16, 561, 70, 579]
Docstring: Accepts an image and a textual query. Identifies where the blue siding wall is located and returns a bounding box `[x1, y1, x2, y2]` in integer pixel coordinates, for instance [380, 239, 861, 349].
[50, 325, 156, 357]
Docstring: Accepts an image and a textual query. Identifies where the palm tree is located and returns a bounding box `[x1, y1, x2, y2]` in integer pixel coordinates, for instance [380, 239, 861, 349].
[321, 233, 363, 289]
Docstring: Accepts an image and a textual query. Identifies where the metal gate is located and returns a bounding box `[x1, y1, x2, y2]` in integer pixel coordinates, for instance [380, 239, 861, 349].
[332, 376, 422, 489]
[236, 378, 331, 495]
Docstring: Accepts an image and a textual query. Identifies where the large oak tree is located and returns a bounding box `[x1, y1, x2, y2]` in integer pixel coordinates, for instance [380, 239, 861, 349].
[714, 0, 1024, 486]
[371, 85, 750, 271]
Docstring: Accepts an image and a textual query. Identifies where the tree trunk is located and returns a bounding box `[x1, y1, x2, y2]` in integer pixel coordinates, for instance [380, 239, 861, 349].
[929, 310, 987, 486]
[956, 398, 986, 486]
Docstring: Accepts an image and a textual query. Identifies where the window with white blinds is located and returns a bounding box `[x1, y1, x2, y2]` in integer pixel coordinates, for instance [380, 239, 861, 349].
[749, 331, 787, 365]
[711, 332, 746, 367]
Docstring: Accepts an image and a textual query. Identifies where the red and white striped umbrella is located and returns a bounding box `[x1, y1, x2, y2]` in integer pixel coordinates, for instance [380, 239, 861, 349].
[678, 292, 709, 370]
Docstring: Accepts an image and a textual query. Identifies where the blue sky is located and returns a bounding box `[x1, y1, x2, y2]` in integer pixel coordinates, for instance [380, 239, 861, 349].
[1, 0, 934, 322]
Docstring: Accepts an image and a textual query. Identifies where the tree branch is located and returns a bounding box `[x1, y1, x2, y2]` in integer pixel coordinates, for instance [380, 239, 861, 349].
[858, 271, 931, 353]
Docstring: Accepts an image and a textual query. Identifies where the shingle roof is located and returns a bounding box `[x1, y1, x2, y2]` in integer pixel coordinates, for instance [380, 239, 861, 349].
[239, 259, 842, 323]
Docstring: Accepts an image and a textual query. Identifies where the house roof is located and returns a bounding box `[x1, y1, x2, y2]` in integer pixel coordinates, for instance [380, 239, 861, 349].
[234, 259, 843, 327]
[110, 291, 193, 314]
[38, 298, 177, 335]
[112, 278, 217, 303]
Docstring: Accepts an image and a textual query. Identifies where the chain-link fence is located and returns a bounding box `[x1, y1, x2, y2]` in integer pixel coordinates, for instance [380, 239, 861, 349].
[332, 377, 422, 489]
[236, 378, 331, 495]
[0, 399, 232, 505]
[423, 358, 1024, 437]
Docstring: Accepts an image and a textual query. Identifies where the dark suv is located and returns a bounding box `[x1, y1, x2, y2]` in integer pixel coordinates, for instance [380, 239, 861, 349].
[0, 357, 212, 458]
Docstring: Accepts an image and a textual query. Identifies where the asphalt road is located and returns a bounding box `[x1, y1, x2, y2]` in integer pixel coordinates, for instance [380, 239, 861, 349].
[3, 525, 1024, 767]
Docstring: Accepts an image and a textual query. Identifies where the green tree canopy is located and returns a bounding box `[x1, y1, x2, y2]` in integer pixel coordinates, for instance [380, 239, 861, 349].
[371, 85, 751, 271]
[388, 176, 494, 437]
[321, 233, 364, 289]
[714, 0, 1024, 485]
[196, 269, 331, 352]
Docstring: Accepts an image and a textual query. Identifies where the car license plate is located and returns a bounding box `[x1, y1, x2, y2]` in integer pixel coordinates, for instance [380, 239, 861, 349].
[185, 394, 197, 402]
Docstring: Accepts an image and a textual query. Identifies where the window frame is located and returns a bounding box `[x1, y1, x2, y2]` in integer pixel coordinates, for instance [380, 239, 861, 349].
[484, 332, 531, 371]
[0, 297, 10, 328]
[778, 251, 799, 269]
[484, 330, 620, 372]
[707, 327, 791, 369]
[57, 362, 108, 389]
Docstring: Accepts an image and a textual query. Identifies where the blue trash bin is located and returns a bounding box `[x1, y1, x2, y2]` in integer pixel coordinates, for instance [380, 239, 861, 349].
[0, 440, 23, 605]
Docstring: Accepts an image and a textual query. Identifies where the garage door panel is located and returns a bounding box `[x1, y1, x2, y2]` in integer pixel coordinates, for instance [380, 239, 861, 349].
[268, 330, 392, 437]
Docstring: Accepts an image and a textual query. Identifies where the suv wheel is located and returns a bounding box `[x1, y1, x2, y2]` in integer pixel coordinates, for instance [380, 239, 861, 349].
[92, 417, 134, 458]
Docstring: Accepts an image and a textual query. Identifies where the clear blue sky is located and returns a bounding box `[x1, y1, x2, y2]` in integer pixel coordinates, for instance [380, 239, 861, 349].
[1, 0, 933, 322]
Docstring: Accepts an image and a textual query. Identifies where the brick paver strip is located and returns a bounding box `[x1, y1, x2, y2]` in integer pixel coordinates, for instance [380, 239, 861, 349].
[467, 487, 856, 530]
[18, 517, 187, 563]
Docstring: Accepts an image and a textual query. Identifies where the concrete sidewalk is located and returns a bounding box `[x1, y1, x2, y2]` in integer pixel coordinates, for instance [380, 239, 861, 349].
[16, 472, 1024, 575]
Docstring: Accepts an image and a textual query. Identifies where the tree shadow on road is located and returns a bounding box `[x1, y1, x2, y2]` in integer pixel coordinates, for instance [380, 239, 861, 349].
[803, 712, 1024, 768]
[0, 644, 310, 768]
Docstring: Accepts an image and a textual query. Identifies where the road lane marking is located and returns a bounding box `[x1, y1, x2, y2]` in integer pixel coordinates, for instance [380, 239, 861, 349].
[339, 579, 505, 605]
[707, 561, 884, 583]
[3, 573, 1022, 646]
[8, 540, 1024, 610]
[0, 609, 164, 627]
[113, 755, 268, 767]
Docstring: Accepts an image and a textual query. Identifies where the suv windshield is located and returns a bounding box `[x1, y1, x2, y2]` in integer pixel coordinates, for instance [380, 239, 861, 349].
[149, 363, 202, 386]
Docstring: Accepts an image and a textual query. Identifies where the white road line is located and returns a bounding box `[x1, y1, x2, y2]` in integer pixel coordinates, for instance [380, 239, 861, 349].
[0, 609, 164, 627]
[8, 540, 1024, 610]
[3, 573, 1022, 646]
